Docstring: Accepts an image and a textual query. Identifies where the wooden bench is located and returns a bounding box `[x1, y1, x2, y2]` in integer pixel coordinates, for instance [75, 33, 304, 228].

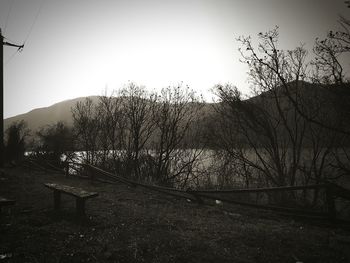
[44, 183, 98, 216]
[0, 197, 16, 214]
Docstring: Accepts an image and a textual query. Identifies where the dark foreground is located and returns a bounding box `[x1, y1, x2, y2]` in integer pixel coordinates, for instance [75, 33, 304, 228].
[1, 167, 350, 263]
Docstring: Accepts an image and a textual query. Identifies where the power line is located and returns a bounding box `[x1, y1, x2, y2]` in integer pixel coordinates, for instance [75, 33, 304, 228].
[3, 0, 15, 35]
[4, 48, 19, 65]
[23, 0, 45, 44]
[4, 36, 24, 65]
[3, 40, 21, 66]
[2, 34, 24, 67]
[3, 36, 17, 44]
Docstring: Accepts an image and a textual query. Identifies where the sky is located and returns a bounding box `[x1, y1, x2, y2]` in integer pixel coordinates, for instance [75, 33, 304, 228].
[1, 0, 349, 118]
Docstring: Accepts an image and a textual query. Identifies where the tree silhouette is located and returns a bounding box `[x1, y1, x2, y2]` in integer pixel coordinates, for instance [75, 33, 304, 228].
[5, 120, 29, 165]
[36, 122, 74, 164]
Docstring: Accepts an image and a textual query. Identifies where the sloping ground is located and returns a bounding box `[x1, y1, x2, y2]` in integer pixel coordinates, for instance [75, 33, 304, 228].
[4, 96, 100, 132]
[0, 168, 350, 263]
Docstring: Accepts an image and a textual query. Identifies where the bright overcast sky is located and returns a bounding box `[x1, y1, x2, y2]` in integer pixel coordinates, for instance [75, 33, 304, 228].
[1, 0, 349, 118]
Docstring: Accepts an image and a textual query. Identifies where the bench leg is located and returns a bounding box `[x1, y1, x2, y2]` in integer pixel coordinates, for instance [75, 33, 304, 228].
[54, 190, 61, 210]
[76, 198, 85, 217]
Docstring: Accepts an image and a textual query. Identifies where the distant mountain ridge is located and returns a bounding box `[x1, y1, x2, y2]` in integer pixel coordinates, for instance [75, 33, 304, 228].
[4, 96, 99, 132]
[5, 81, 348, 135]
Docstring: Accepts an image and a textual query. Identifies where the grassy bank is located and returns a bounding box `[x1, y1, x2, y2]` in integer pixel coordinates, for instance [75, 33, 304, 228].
[0, 167, 349, 262]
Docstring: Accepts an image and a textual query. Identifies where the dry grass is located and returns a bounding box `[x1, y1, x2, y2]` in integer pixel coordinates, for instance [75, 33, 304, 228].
[0, 167, 350, 262]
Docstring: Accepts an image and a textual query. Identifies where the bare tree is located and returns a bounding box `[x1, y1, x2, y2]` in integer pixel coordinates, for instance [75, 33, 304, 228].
[120, 83, 157, 179]
[313, 16, 350, 85]
[96, 94, 127, 170]
[36, 121, 74, 164]
[213, 83, 306, 189]
[151, 85, 204, 187]
[217, 27, 313, 188]
[71, 98, 100, 165]
[5, 120, 30, 164]
[210, 26, 343, 195]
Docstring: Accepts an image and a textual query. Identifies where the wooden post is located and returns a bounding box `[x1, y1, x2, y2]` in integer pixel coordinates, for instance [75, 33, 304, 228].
[0, 198, 16, 215]
[53, 190, 61, 210]
[0, 29, 23, 168]
[88, 166, 94, 182]
[65, 161, 69, 177]
[76, 198, 85, 216]
[0, 29, 4, 168]
[186, 190, 203, 204]
[326, 184, 336, 221]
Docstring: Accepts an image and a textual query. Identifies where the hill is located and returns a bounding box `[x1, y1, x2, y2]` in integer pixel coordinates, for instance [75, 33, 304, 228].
[4, 95, 213, 137]
[4, 96, 99, 132]
[5, 81, 349, 138]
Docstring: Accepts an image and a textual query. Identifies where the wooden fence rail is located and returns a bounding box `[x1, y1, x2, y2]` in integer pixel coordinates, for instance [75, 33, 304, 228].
[191, 184, 329, 194]
[23, 158, 350, 221]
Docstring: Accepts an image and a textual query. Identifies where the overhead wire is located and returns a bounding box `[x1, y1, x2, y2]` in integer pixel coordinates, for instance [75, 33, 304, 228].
[3, 36, 17, 44]
[4, 0, 45, 66]
[5, 48, 20, 65]
[23, 0, 45, 44]
[3, 0, 18, 66]
[3, 0, 14, 35]
[3, 36, 23, 66]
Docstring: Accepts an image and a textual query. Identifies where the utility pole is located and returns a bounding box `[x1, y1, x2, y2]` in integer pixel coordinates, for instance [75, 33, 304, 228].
[0, 28, 24, 169]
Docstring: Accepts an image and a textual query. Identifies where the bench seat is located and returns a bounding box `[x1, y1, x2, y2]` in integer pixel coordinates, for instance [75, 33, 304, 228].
[44, 183, 98, 199]
[0, 197, 16, 214]
[44, 183, 98, 216]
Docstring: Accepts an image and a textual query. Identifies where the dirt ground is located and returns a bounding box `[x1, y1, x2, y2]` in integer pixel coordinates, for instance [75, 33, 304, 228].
[1, 167, 350, 263]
